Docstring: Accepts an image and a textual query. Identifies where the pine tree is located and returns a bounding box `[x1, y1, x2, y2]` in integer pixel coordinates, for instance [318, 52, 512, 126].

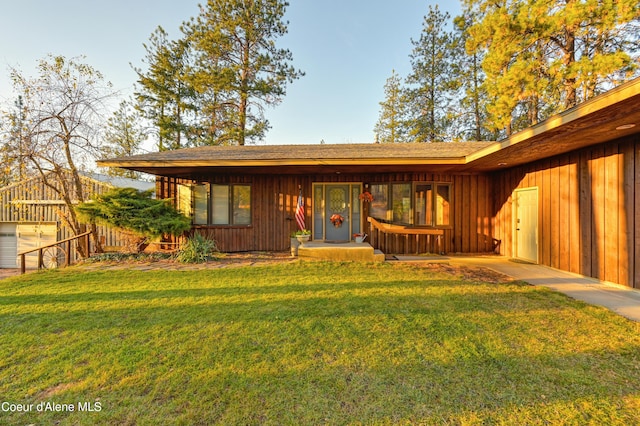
[183, 0, 303, 146]
[102, 99, 147, 179]
[134, 27, 196, 151]
[452, 12, 499, 141]
[133, 0, 303, 148]
[374, 70, 409, 143]
[405, 5, 460, 142]
[464, 0, 640, 134]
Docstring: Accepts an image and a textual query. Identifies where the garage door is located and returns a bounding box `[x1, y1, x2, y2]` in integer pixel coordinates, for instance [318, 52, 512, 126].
[0, 223, 18, 268]
[16, 224, 58, 270]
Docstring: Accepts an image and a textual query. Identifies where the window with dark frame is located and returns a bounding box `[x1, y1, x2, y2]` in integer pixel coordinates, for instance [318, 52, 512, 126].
[368, 182, 451, 227]
[191, 183, 252, 226]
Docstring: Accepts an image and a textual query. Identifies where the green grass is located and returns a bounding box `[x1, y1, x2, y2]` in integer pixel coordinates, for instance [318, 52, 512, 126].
[0, 261, 639, 425]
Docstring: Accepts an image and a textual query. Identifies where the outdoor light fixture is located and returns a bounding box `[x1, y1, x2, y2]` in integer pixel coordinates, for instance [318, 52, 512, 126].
[616, 123, 636, 130]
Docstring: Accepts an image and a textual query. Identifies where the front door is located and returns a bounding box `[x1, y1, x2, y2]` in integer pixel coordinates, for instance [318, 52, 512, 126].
[325, 185, 351, 241]
[514, 187, 538, 263]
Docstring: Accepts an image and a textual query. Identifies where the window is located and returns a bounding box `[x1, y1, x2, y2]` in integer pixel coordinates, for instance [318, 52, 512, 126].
[391, 183, 411, 224]
[177, 184, 194, 218]
[415, 183, 450, 226]
[435, 184, 450, 226]
[369, 184, 388, 219]
[370, 183, 413, 224]
[367, 182, 451, 227]
[193, 184, 209, 225]
[192, 183, 252, 226]
[415, 184, 433, 225]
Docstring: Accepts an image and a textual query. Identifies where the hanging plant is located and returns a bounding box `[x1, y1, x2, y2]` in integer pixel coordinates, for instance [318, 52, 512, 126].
[330, 213, 344, 227]
[358, 191, 374, 202]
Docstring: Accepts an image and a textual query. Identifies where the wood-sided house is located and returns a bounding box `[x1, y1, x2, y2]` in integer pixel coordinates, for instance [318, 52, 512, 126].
[100, 77, 640, 289]
[0, 172, 154, 268]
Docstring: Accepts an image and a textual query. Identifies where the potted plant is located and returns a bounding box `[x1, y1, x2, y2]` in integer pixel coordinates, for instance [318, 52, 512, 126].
[358, 191, 374, 203]
[295, 229, 311, 244]
[290, 231, 300, 256]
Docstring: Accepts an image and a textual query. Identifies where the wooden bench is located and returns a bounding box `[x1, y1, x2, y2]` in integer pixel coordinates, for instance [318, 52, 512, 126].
[367, 217, 445, 255]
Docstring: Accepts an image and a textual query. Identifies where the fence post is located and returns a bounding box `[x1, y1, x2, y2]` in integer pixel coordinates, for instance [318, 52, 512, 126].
[20, 254, 25, 274]
[66, 240, 72, 267]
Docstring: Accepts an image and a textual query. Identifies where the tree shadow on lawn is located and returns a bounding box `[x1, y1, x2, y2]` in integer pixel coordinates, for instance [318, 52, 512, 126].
[2, 267, 640, 424]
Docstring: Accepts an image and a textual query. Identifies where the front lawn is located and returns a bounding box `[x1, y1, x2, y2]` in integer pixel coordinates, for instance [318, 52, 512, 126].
[0, 261, 639, 425]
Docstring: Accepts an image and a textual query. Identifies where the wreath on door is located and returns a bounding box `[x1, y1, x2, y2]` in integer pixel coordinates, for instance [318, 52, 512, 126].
[330, 214, 344, 227]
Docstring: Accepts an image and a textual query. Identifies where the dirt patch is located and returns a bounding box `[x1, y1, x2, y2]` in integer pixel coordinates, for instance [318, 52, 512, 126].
[78, 251, 298, 272]
[405, 262, 515, 284]
[36, 382, 77, 399]
[0, 269, 20, 280]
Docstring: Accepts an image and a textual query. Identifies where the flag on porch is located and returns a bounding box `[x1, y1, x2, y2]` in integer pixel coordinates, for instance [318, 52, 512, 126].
[295, 188, 305, 230]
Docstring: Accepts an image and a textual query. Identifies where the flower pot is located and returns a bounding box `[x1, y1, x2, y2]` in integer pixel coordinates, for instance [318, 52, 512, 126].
[354, 236, 364, 243]
[296, 234, 310, 244]
[290, 237, 300, 256]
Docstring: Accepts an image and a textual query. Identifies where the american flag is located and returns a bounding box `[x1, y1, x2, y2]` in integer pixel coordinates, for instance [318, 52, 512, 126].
[295, 188, 305, 230]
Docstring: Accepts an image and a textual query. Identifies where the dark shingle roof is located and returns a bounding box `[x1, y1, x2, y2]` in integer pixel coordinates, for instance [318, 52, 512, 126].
[101, 142, 495, 165]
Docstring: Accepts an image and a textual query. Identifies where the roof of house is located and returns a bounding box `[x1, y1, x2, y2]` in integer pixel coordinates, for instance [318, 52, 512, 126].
[0, 171, 155, 194]
[98, 77, 640, 177]
[84, 172, 155, 192]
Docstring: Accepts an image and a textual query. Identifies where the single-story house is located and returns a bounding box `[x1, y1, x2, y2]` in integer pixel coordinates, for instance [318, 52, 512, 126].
[0, 172, 154, 268]
[99, 77, 640, 289]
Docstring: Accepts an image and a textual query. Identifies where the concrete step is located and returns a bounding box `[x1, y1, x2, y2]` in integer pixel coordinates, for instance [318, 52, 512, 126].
[297, 242, 383, 262]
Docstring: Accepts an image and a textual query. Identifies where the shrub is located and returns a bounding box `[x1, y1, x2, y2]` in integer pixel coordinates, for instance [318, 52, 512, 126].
[76, 187, 192, 252]
[175, 234, 219, 263]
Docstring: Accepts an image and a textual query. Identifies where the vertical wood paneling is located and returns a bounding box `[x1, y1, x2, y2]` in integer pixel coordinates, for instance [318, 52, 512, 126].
[620, 142, 634, 286]
[558, 158, 570, 271]
[492, 136, 638, 288]
[470, 176, 478, 252]
[461, 175, 470, 253]
[635, 139, 640, 289]
[550, 158, 560, 269]
[579, 150, 592, 277]
[541, 163, 551, 266]
[158, 172, 494, 255]
[604, 145, 619, 283]
[453, 176, 463, 252]
[568, 154, 580, 274]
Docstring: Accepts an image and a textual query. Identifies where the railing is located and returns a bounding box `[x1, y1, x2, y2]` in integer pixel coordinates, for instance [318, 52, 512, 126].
[367, 217, 445, 255]
[18, 231, 92, 274]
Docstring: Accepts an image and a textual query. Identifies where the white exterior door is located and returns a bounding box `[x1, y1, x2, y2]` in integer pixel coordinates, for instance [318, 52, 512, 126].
[0, 223, 18, 268]
[514, 188, 538, 263]
[16, 224, 57, 269]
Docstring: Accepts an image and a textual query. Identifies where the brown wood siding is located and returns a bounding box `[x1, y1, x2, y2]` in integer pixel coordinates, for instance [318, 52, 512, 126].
[158, 172, 495, 255]
[492, 135, 640, 289]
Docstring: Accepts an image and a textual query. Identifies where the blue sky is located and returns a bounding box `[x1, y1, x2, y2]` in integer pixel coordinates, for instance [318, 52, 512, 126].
[0, 0, 462, 147]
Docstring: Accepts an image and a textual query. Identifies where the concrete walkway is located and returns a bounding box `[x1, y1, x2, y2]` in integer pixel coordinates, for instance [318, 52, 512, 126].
[449, 256, 640, 323]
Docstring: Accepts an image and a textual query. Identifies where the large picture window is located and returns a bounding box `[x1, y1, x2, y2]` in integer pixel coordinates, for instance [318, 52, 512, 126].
[368, 182, 451, 227]
[192, 183, 252, 226]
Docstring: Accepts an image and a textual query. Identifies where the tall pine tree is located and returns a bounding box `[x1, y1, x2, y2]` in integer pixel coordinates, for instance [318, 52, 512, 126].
[374, 70, 408, 143]
[464, 0, 640, 134]
[134, 0, 303, 148]
[405, 5, 460, 142]
[134, 27, 196, 151]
